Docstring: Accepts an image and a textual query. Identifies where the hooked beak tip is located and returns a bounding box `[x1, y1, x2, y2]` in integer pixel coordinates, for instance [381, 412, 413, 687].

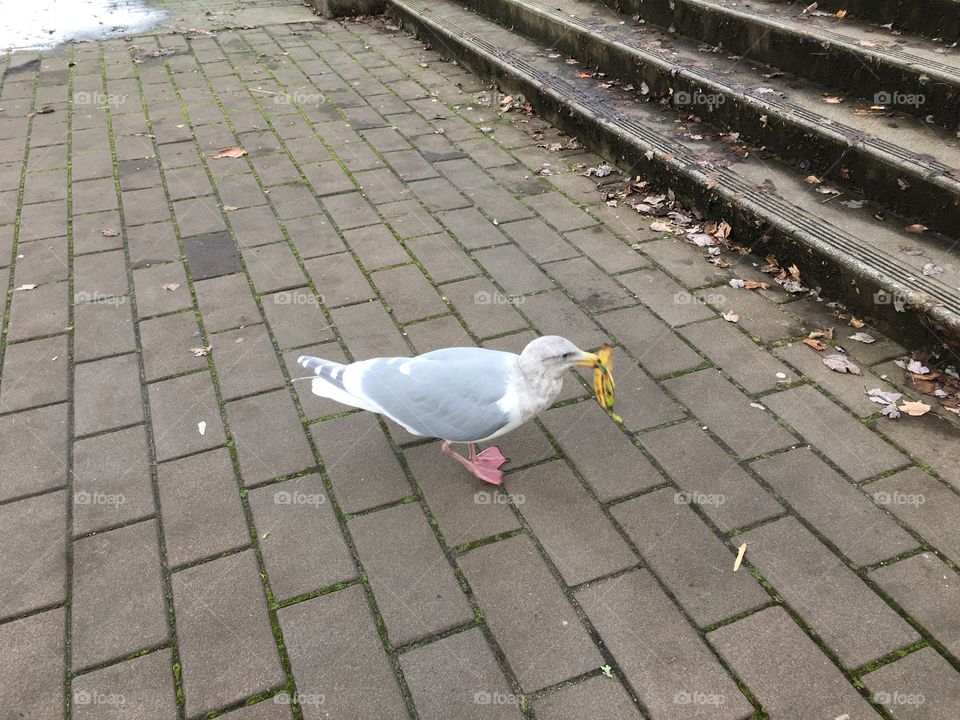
[574, 351, 601, 368]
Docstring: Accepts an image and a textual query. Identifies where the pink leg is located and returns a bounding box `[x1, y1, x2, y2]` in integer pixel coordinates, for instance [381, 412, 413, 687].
[442, 441, 505, 485]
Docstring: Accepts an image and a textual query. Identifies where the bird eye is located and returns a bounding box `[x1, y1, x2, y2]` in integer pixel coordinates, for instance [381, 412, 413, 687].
[561, 352, 573, 359]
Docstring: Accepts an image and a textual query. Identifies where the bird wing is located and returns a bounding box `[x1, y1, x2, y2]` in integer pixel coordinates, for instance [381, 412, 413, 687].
[315, 348, 519, 442]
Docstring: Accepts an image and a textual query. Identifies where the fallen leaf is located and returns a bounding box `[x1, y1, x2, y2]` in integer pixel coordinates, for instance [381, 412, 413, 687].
[803, 1, 817, 12]
[809, 328, 834, 340]
[849, 316, 865, 328]
[867, 388, 903, 405]
[835, 9, 847, 18]
[804, 175, 821, 184]
[899, 400, 931, 416]
[36, 104, 55, 114]
[101, 228, 119, 237]
[211, 146, 247, 159]
[733, 543, 747, 572]
[803, 338, 828, 351]
[823, 354, 861, 374]
[161, 282, 180, 292]
[823, 95, 844, 104]
[222, 205, 239, 212]
[881, 403, 901, 419]
[907, 359, 930, 374]
[848, 332, 875, 343]
[190, 346, 212, 357]
[722, 310, 739, 323]
[650, 221, 671, 232]
[922, 263, 944, 276]
[905, 224, 927, 234]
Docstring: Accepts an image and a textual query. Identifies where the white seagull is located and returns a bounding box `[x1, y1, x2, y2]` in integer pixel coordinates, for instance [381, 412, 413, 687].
[298, 336, 602, 485]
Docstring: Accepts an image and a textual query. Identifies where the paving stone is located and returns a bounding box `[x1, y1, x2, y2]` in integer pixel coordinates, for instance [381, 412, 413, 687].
[473, 244, 553, 297]
[215, 172, 269, 208]
[407, 177, 470, 212]
[0, 490, 67, 621]
[194, 273, 259, 333]
[869, 468, 960, 566]
[182, 229, 242, 281]
[278, 585, 407, 720]
[218, 699, 294, 720]
[495, 218, 576, 265]
[383, 148, 438, 181]
[355, 168, 407, 205]
[612, 488, 770, 627]
[259, 288, 332, 349]
[753, 448, 917, 566]
[74, 299, 136, 362]
[541, 401, 661, 501]
[72, 519, 168, 670]
[19, 199, 67, 241]
[708, 606, 877, 720]
[174, 196, 228, 238]
[0, 335, 68, 413]
[764, 385, 907, 482]
[406, 232, 476, 283]
[695, 289, 803, 342]
[525, 192, 595, 232]
[863, 647, 960, 719]
[351, 502, 472, 645]
[140, 311, 206, 382]
[508, 460, 636, 585]
[330, 300, 411, 358]
[400, 627, 521, 720]
[640, 422, 783, 531]
[565, 226, 647, 274]
[870, 552, 960, 659]
[665, 369, 797, 458]
[228, 389, 315, 485]
[533, 675, 642, 720]
[13, 236, 68, 284]
[284, 214, 343, 261]
[227, 205, 285, 248]
[73, 249, 128, 300]
[679, 319, 795, 393]
[6, 280, 69, 341]
[73, 425, 154, 536]
[739, 516, 919, 667]
[380, 198, 442, 239]
[458, 534, 602, 691]
[165, 164, 213, 199]
[517, 290, 606, 350]
[250, 473, 355, 600]
[773, 342, 878, 417]
[312, 411, 411, 512]
[304, 251, 375, 307]
[0, 403, 67, 503]
[640, 237, 732, 288]
[123, 187, 171, 226]
[337, 224, 405, 271]
[546, 256, 636, 313]
[127, 221, 180, 267]
[148, 371, 226, 461]
[321, 191, 379, 230]
[576, 569, 753, 720]
[301, 160, 355, 197]
[442, 277, 528, 339]
[0, 607, 64, 720]
[172, 550, 286, 717]
[597, 305, 702, 377]
[133, 263, 192, 318]
[371, 264, 447, 323]
[438, 207, 506, 250]
[619, 269, 715, 326]
[405, 315, 473, 353]
[210, 324, 284, 400]
[876, 414, 960, 493]
[243, 242, 308, 293]
[71, 649, 177, 720]
[74, 353, 144, 436]
[466, 184, 535, 223]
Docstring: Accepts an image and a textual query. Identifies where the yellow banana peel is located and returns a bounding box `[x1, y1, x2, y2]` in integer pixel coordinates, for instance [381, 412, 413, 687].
[593, 343, 623, 424]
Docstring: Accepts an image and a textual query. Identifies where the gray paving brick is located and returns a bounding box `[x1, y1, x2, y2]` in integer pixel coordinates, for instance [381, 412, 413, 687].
[71, 649, 177, 720]
[19, 199, 67, 241]
[869, 468, 960, 566]
[641, 422, 783, 531]
[597, 305, 702, 377]
[0, 490, 67, 621]
[148, 371, 226, 461]
[172, 550, 285, 717]
[123, 187, 171, 226]
[140, 311, 206, 382]
[576, 355, 685, 432]
[679, 319, 795, 393]
[518, 290, 606, 350]
[250, 474, 356, 600]
[72, 519, 168, 670]
[877, 414, 960, 493]
[174, 196, 227, 238]
[304, 251, 375, 306]
[869, 648, 960, 718]
[321, 191, 379, 230]
[576, 569, 753, 720]
[612, 488, 770, 626]
[619, 269, 715, 326]
[217, 699, 294, 720]
[210, 324, 284, 400]
[341, 223, 408, 270]
[278, 585, 408, 720]
[133, 263, 192, 319]
[183, 230, 241, 280]
[443, 277, 528, 339]
[242, 242, 307, 294]
[459, 534, 602, 691]
[708, 606, 876, 720]
[640, 237, 732, 288]
[260, 288, 333, 349]
[545, 256, 635, 313]
[405, 315, 473, 353]
[524, 192, 595, 232]
[354, 168, 407, 205]
[227, 205, 285, 248]
[474, 244, 553, 297]
[870, 553, 960, 659]
[6, 281, 69, 341]
[695, 289, 803, 343]
[194, 273, 259, 333]
[301, 160, 355, 197]
[764, 385, 906, 482]
[371, 264, 447, 323]
[566, 225, 647, 274]
[127, 221, 180, 267]
[166, 164, 213, 200]
[0, 403, 68, 503]
[73, 250, 128, 300]
[13, 236, 68, 284]
[330, 300, 410, 358]
[380, 198, 442, 239]
[74, 299, 136, 362]
[406, 232, 475, 283]
[407, 177, 470, 212]
[438, 207, 506, 250]
[739, 516, 919, 667]
[400, 627, 521, 720]
[665, 369, 797, 458]
[215, 172, 269, 208]
[753, 448, 917, 566]
[0, 607, 64, 720]
[0, 335, 68, 413]
[496, 217, 577, 264]
[228, 389, 314, 485]
[533, 675, 642, 720]
[383, 148, 438, 181]
[773, 342, 878, 417]
[73, 425, 154, 536]
[282, 214, 342, 261]
[468, 184, 535, 223]
[74, 353, 144, 437]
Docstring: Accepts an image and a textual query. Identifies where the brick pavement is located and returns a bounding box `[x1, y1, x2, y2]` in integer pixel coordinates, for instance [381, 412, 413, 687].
[1, 5, 960, 719]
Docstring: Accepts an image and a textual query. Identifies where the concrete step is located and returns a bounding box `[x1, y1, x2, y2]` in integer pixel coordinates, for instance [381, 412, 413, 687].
[762, 0, 960, 42]
[453, 0, 960, 239]
[597, 0, 960, 130]
[386, 0, 960, 346]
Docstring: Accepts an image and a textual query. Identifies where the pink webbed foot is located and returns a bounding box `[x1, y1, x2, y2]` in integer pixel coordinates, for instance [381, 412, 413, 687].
[442, 441, 506, 486]
[473, 445, 507, 469]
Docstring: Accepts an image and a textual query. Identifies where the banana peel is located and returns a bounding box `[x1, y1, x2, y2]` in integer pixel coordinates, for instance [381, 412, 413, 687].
[593, 344, 623, 424]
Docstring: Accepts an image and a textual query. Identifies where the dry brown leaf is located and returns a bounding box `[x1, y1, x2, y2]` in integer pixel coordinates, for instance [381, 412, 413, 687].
[849, 316, 866, 328]
[823, 354, 861, 375]
[803, 338, 829, 351]
[733, 543, 747, 572]
[743, 280, 770, 290]
[823, 95, 844, 104]
[101, 228, 119, 237]
[650, 221, 671, 232]
[899, 400, 931, 416]
[190, 346, 212, 357]
[161, 282, 181, 292]
[905, 224, 927, 234]
[804, 175, 821, 184]
[809, 328, 834, 340]
[835, 9, 848, 17]
[722, 310, 739, 323]
[211, 146, 248, 159]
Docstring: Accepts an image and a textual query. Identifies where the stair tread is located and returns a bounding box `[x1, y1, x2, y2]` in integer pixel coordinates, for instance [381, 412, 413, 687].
[393, 0, 960, 332]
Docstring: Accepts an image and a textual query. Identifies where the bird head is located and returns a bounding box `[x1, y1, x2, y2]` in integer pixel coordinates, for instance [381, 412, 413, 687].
[519, 335, 601, 376]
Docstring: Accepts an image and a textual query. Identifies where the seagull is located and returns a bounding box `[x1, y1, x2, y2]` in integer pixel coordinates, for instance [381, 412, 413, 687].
[298, 336, 602, 485]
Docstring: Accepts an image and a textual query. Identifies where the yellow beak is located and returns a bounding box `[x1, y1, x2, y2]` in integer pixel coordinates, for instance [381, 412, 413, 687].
[574, 351, 601, 368]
